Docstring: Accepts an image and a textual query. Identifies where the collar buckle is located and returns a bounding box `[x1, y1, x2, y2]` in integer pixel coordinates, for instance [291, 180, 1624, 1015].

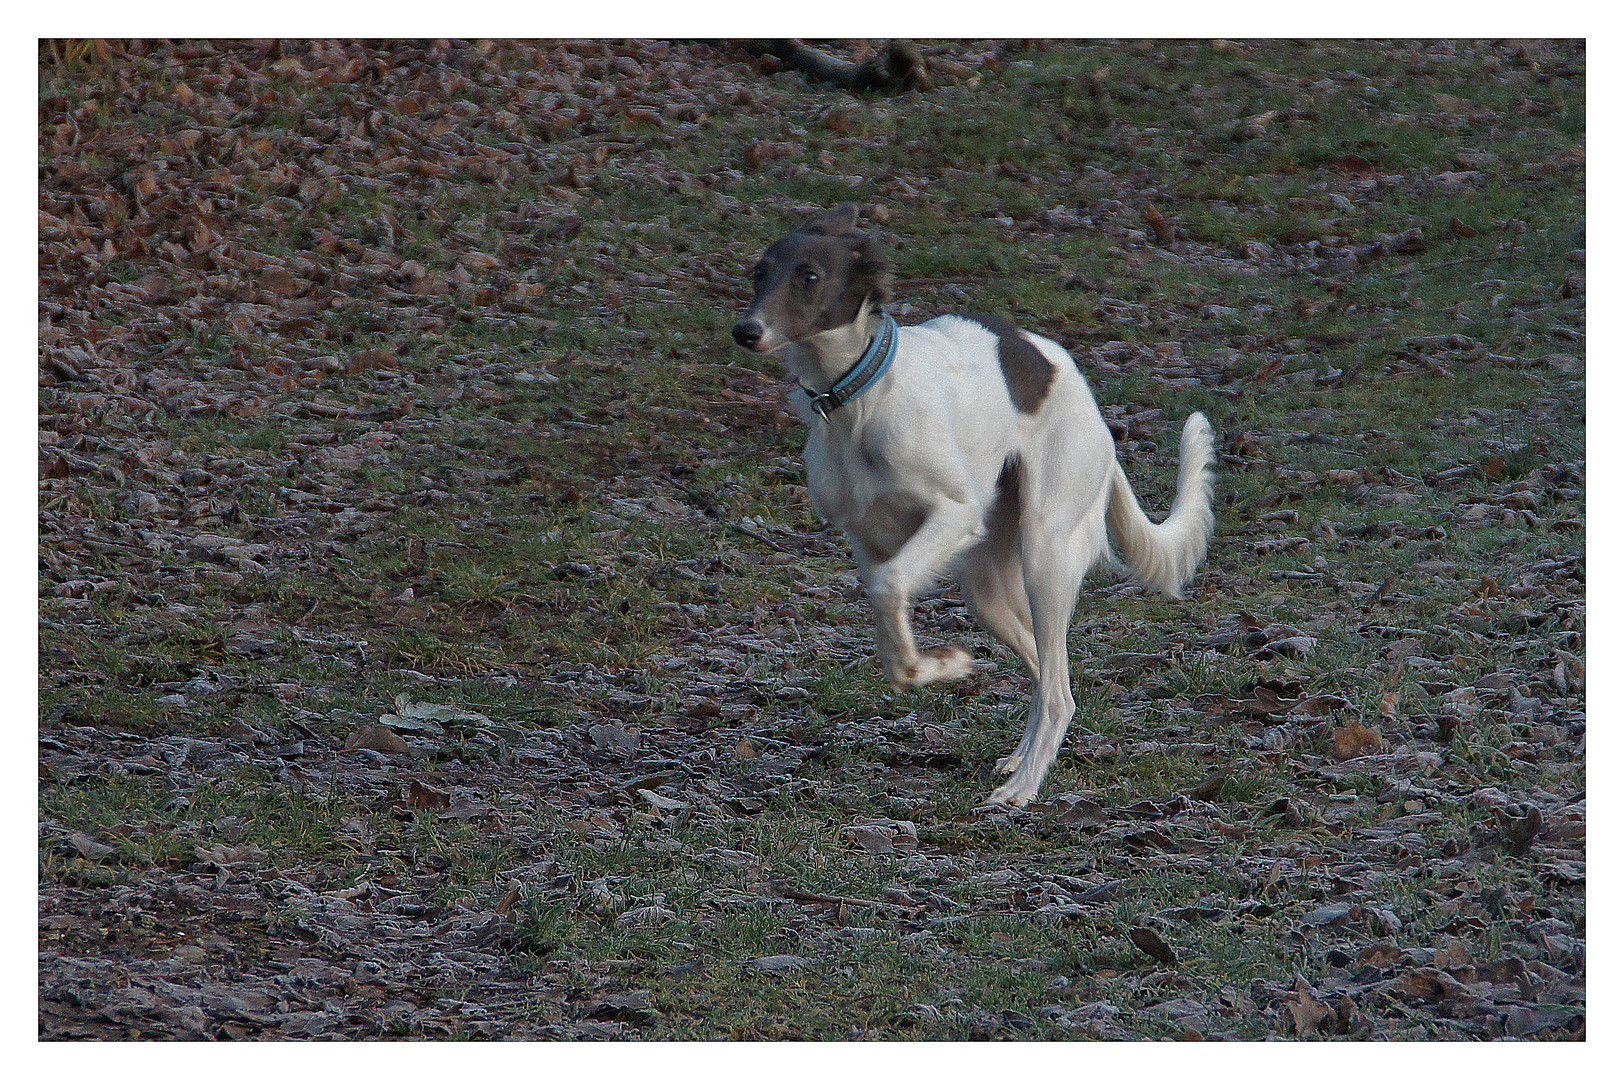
[800, 313, 898, 422]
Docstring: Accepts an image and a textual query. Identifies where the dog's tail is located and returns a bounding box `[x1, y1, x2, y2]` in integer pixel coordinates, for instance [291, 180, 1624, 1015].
[1105, 412, 1215, 599]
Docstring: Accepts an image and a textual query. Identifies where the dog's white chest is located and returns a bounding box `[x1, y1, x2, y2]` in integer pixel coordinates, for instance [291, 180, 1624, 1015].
[803, 424, 949, 566]
[803, 427, 877, 527]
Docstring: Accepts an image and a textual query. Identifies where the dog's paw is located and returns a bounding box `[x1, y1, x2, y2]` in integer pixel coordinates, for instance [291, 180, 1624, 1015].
[987, 756, 1047, 806]
[919, 645, 974, 683]
[985, 777, 1040, 808]
[887, 645, 974, 687]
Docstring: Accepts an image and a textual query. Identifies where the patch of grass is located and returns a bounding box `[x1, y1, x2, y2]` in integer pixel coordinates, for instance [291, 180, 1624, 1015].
[41, 771, 387, 876]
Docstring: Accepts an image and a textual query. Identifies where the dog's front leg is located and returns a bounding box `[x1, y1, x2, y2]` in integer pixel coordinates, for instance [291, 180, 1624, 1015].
[860, 501, 985, 688]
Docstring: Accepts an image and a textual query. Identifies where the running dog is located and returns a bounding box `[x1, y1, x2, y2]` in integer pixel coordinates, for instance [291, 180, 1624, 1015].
[731, 204, 1215, 806]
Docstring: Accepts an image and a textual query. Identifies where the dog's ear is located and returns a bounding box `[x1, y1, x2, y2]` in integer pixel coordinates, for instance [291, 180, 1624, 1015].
[851, 235, 894, 307]
[805, 203, 862, 236]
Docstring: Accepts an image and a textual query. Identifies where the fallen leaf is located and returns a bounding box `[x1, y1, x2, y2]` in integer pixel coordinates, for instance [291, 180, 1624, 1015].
[1498, 805, 1544, 853]
[1286, 984, 1331, 1036]
[1241, 109, 1278, 137]
[582, 991, 661, 1024]
[346, 349, 397, 374]
[1179, 768, 1230, 800]
[408, 779, 451, 810]
[383, 696, 490, 733]
[345, 724, 410, 754]
[1142, 205, 1174, 245]
[1249, 356, 1285, 382]
[617, 905, 677, 928]
[823, 107, 858, 135]
[192, 844, 266, 868]
[845, 818, 919, 853]
[1330, 721, 1385, 760]
[1289, 694, 1352, 717]
[1128, 926, 1176, 965]
[746, 954, 812, 974]
[1300, 903, 1353, 928]
[638, 788, 688, 812]
[62, 832, 118, 862]
[1379, 690, 1402, 721]
[259, 266, 303, 299]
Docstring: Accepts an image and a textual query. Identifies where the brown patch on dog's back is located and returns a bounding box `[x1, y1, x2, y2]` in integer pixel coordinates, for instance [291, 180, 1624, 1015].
[962, 314, 1054, 414]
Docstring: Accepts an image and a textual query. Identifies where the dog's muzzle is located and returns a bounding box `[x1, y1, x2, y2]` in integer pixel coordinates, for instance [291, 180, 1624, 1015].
[731, 319, 766, 351]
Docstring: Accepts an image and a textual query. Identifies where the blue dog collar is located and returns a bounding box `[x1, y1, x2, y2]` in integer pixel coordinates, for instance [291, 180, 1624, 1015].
[803, 313, 899, 421]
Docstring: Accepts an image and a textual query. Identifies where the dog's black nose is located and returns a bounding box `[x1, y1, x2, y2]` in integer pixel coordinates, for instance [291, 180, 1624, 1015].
[731, 321, 763, 350]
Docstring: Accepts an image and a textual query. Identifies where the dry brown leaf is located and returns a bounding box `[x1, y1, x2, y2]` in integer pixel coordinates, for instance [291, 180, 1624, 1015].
[344, 724, 410, 754]
[1179, 768, 1230, 800]
[346, 349, 398, 374]
[1241, 109, 1278, 137]
[460, 252, 502, 272]
[1379, 690, 1402, 721]
[1330, 721, 1384, 760]
[1249, 355, 1285, 382]
[1142, 205, 1174, 245]
[823, 108, 859, 135]
[408, 779, 452, 810]
[1288, 694, 1352, 717]
[259, 266, 302, 299]
[1128, 926, 1176, 965]
[1286, 984, 1332, 1036]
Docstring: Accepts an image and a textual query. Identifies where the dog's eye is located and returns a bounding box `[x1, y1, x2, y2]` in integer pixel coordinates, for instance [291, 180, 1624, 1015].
[798, 269, 820, 285]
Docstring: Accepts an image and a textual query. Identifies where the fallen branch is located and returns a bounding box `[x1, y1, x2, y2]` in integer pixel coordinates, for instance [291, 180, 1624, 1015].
[672, 482, 793, 552]
[742, 39, 927, 94]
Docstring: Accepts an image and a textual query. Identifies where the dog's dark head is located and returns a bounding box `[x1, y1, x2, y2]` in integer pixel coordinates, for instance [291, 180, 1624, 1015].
[732, 203, 893, 354]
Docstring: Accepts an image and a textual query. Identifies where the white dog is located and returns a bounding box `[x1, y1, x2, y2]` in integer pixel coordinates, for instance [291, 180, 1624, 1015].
[731, 204, 1215, 806]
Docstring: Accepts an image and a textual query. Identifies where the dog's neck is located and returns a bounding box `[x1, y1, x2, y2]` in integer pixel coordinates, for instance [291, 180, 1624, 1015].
[777, 300, 886, 393]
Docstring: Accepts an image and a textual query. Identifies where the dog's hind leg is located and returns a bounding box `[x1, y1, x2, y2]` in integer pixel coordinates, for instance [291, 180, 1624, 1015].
[960, 549, 1039, 674]
[985, 513, 1106, 807]
[960, 552, 1040, 775]
[957, 479, 1041, 773]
